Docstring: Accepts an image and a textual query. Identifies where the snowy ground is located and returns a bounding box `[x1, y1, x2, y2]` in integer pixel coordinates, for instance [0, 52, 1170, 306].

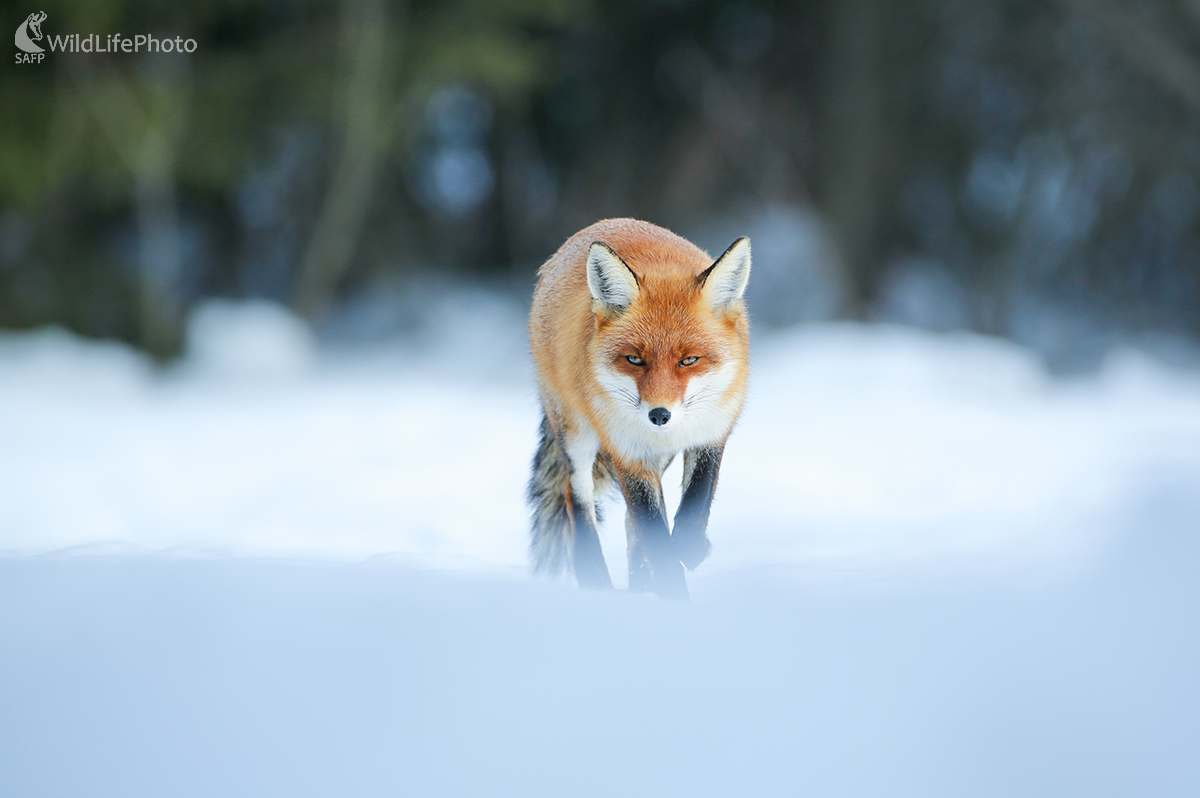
[2, 299, 1198, 796]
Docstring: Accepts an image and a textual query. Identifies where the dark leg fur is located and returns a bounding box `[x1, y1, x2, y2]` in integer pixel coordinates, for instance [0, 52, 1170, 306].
[626, 514, 655, 593]
[527, 416, 612, 588]
[672, 445, 723, 570]
[568, 488, 612, 589]
[620, 472, 688, 600]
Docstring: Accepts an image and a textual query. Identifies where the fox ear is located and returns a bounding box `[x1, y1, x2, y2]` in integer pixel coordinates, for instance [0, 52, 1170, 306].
[587, 241, 639, 312]
[699, 237, 751, 312]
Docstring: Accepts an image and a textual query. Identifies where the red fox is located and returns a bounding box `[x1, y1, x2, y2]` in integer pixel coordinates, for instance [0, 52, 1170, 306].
[528, 219, 750, 598]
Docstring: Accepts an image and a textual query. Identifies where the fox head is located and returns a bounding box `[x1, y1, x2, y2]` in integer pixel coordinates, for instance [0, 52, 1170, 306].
[586, 236, 750, 446]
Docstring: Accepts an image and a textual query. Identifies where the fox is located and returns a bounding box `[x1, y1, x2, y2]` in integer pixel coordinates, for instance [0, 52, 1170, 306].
[527, 218, 750, 599]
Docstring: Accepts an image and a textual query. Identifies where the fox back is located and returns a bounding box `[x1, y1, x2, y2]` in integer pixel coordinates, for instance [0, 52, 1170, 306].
[527, 219, 750, 598]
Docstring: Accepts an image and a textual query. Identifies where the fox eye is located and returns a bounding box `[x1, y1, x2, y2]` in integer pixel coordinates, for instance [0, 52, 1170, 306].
[679, 356, 700, 367]
[625, 355, 645, 366]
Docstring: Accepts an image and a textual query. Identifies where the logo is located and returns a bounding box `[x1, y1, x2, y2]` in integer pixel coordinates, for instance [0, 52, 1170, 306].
[15, 10, 45, 54]
[15, 12, 197, 64]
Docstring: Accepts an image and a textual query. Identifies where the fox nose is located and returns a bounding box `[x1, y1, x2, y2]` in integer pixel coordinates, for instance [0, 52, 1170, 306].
[648, 407, 671, 426]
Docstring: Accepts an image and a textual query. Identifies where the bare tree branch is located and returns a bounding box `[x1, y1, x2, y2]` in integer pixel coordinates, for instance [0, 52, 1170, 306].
[1058, 0, 1200, 112]
[1183, 0, 1200, 30]
[70, 62, 191, 357]
[293, 0, 402, 319]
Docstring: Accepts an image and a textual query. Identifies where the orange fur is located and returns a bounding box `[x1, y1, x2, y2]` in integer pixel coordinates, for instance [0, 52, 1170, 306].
[527, 218, 750, 596]
[530, 219, 748, 461]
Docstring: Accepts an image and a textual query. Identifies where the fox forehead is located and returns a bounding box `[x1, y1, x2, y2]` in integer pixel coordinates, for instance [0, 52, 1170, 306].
[599, 287, 728, 357]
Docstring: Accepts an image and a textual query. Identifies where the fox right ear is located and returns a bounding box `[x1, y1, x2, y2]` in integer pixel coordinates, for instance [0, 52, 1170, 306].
[699, 237, 751, 313]
[586, 242, 639, 313]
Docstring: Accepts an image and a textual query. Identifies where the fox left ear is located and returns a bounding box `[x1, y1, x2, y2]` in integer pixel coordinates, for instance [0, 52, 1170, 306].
[587, 241, 639, 313]
[699, 237, 751, 312]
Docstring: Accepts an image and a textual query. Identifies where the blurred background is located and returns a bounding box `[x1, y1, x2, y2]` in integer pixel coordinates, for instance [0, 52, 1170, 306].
[3, 5, 1200, 794]
[2, 0, 1198, 366]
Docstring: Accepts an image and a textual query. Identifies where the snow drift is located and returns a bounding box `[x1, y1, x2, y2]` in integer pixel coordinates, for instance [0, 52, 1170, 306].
[1, 300, 1197, 796]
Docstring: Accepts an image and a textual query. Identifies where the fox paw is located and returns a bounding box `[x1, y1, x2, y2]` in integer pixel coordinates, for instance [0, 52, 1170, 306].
[674, 533, 711, 571]
[628, 560, 655, 593]
[653, 558, 690, 600]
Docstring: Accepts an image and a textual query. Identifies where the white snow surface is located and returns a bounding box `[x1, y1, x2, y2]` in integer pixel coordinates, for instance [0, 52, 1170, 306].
[1, 299, 1198, 796]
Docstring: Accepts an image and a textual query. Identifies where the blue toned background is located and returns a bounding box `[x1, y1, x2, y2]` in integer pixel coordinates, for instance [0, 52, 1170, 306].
[2, 1, 1199, 795]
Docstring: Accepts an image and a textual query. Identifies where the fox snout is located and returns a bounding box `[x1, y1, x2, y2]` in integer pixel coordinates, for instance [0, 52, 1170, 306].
[648, 407, 671, 426]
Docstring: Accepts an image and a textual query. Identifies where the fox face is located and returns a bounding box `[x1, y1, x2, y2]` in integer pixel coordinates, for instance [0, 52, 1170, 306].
[586, 237, 750, 461]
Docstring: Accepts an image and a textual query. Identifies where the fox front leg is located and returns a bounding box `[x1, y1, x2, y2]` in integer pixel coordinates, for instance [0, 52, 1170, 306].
[564, 485, 611, 589]
[617, 464, 688, 600]
[672, 444, 724, 570]
[563, 427, 612, 590]
[624, 511, 657, 594]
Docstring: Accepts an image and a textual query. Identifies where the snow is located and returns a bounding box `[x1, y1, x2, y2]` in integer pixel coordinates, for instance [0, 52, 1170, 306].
[1, 299, 1198, 796]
